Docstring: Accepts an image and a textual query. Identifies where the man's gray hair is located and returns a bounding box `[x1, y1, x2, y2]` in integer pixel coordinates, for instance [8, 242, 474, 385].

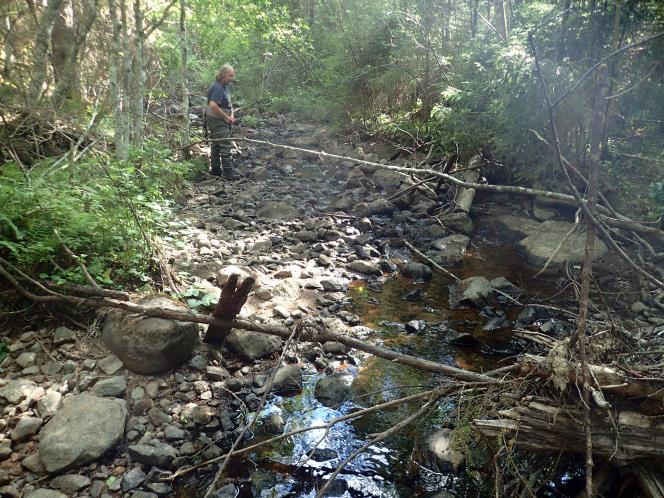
[216, 64, 235, 82]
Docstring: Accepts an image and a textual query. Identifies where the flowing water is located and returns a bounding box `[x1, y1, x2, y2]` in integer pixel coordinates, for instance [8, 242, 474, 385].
[178, 229, 575, 497]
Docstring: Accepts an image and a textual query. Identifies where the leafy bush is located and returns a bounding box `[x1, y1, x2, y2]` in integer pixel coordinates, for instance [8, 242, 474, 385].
[0, 143, 197, 286]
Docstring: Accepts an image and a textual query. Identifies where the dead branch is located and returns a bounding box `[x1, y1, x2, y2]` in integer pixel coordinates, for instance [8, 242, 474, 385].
[0, 262, 501, 384]
[204, 274, 255, 346]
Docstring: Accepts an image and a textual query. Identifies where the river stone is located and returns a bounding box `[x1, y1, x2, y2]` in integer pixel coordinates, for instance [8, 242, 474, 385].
[211, 484, 239, 498]
[262, 413, 285, 435]
[418, 428, 465, 473]
[24, 490, 68, 498]
[121, 467, 146, 492]
[22, 452, 45, 473]
[444, 212, 474, 235]
[93, 376, 127, 397]
[127, 442, 178, 468]
[402, 262, 432, 280]
[15, 352, 37, 368]
[372, 170, 403, 191]
[272, 278, 301, 300]
[50, 474, 91, 494]
[102, 296, 199, 375]
[314, 373, 352, 407]
[272, 365, 302, 393]
[225, 329, 282, 360]
[517, 220, 608, 266]
[429, 234, 470, 266]
[367, 198, 397, 215]
[10, 416, 43, 443]
[0, 380, 44, 405]
[257, 201, 298, 220]
[97, 354, 123, 375]
[449, 276, 493, 308]
[39, 394, 127, 473]
[346, 260, 382, 276]
[488, 213, 542, 238]
[52, 327, 77, 346]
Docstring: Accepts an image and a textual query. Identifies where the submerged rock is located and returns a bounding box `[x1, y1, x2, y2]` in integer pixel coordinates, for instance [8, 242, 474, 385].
[314, 373, 352, 407]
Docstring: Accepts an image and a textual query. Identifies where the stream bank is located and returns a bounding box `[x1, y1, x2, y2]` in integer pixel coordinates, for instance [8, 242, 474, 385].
[1, 114, 659, 498]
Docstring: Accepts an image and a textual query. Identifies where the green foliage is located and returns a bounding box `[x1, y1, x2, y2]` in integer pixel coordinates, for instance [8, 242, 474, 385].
[648, 181, 664, 217]
[0, 142, 197, 286]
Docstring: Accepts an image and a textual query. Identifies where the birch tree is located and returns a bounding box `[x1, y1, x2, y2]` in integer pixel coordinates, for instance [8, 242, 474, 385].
[28, 0, 66, 103]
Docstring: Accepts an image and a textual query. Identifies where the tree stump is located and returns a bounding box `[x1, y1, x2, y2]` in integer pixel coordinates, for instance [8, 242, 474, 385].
[204, 274, 254, 346]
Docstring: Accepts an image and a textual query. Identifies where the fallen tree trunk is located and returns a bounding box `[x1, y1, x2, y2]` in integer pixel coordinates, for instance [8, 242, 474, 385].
[474, 395, 664, 464]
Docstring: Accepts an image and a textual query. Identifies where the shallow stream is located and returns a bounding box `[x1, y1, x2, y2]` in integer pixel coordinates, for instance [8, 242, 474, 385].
[179, 230, 572, 497]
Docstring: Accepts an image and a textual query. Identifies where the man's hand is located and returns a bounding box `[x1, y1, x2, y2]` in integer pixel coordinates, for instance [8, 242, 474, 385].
[225, 116, 235, 125]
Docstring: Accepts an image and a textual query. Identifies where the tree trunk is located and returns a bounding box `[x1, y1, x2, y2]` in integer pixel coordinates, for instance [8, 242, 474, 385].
[131, 0, 145, 150]
[52, 0, 99, 104]
[180, 0, 190, 159]
[494, 0, 508, 41]
[118, 0, 131, 158]
[28, 0, 66, 103]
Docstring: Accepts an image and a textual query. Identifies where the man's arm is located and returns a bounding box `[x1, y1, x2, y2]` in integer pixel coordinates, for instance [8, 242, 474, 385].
[208, 100, 235, 124]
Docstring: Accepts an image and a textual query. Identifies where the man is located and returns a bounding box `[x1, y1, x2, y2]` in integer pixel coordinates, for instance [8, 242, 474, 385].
[206, 64, 237, 179]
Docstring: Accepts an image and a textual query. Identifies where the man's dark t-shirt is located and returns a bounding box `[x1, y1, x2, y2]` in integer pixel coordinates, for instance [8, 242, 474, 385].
[207, 81, 231, 112]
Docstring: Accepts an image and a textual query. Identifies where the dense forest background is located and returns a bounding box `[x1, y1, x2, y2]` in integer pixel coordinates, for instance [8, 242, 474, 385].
[0, 0, 663, 284]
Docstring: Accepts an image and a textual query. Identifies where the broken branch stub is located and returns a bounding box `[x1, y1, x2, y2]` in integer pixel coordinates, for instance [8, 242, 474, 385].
[204, 274, 255, 346]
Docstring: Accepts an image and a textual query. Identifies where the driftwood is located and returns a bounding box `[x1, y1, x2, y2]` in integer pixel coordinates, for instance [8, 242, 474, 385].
[474, 395, 664, 464]
[520, 353, 664, 401]
[204, 274, 254, 346]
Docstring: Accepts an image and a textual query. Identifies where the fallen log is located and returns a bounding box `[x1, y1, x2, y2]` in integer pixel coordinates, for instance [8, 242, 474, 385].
[474, 395, 664, 464]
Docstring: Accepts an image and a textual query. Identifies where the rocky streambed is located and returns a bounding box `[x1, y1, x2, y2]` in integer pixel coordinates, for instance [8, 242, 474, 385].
[1, 114, 657, 498]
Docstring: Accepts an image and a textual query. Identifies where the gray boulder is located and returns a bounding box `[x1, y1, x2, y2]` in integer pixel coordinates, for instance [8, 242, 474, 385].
[402, 262, 432, 281]
[271, 365, 302, 393]
[314, 373, 352, 408]
[372, 170, 403, 191]
[10, 416, 43, 443]
[39, 394, 127, 473]
[50, 474, 91, 494]
[92, 376, 127, 397]
[449, 276, 493, 308]
[127, 442, 178, 468]
[225, 329, 282, 360]
[444, 212, 474, 235]
[102, 296, 199, 374]
[346, 260, 382, 276]
[518, 220, 608, 266]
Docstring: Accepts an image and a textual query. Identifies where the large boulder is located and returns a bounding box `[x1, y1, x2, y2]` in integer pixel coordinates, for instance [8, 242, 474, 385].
[102, 296, 199, 375]
[39, 394, 127, 473]
[314, 373, 352, 407]
[225, 330, 282, 360]
[518, 220, 608, 266]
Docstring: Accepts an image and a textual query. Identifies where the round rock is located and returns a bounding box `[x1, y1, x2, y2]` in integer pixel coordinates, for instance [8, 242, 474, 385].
[102, 296, 199, 374]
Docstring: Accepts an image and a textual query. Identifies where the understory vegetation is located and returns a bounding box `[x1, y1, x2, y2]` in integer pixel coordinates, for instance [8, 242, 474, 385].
[1, 0, 663, 283]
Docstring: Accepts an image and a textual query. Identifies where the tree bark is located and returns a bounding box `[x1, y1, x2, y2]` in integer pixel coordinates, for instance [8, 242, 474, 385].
[179, 0, 190, 158]
[131, 0, 145, 149]
[28, 0, 66, 103]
